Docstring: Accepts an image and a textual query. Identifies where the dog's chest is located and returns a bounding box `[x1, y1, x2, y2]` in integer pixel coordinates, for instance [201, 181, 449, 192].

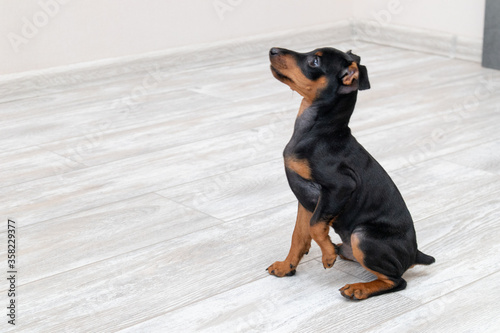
[283, 107, 318, 158]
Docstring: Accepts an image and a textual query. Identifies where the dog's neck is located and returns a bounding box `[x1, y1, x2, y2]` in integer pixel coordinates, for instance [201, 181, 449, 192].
[300, 91, 357, 135]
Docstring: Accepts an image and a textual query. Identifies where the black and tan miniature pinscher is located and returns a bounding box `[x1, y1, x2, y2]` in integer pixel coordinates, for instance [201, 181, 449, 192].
[267, 47, 435, 300]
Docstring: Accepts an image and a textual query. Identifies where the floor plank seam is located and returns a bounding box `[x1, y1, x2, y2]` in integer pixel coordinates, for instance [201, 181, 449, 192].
[38, 144, 91, 167]
[153, 156, 285, 196]
[3, 190, 221, 231]
[150, 192, 230, 221]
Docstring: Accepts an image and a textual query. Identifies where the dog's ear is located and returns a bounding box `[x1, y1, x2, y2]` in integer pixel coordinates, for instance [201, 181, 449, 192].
[339, 51, 370, 94]
[357, 63, 370, 90]
[346, 50, 360, 63]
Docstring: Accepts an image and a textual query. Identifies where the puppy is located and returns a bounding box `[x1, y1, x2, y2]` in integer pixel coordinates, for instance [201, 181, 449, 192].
[267, 47, 435, 300]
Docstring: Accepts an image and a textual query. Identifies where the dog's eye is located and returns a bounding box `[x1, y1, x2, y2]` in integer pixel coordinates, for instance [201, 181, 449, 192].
[308, 56, 321, 68]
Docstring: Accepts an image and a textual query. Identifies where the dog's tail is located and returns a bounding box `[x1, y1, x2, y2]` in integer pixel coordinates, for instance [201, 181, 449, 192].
[414, 250, 435, 265]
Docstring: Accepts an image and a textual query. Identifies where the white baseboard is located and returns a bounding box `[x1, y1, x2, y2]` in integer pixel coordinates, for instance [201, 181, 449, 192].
[0, 21, 482, 103]
[354, 21, 482, 62]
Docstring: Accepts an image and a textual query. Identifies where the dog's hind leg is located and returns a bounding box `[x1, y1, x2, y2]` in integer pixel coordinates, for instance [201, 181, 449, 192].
[339, 232, 408, 300]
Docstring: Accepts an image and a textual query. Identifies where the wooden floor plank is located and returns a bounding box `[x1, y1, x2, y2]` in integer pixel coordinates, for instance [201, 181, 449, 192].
[440, 139, 500, 176]
[0, 146, 84, 188]
[356, 104, 500, 173]
[367, 271, 500, 333]
[0, 193, 222, 287]
[390, 159, 500, 222]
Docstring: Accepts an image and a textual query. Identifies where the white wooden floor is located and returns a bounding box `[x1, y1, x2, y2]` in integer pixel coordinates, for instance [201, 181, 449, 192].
[1, 38, 500, 332]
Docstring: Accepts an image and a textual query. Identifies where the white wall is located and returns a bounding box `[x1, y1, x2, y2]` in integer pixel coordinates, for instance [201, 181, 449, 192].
[351, 0, 485, 40]
[0, 0, 485, 75]
[0, 0, 353, 75]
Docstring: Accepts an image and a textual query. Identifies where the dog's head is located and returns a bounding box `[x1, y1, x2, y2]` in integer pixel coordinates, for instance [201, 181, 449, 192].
[269, 47, 370, 102]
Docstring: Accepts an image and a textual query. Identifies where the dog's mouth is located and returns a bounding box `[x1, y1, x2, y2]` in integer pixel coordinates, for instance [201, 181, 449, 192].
[270, 65, 292, 83]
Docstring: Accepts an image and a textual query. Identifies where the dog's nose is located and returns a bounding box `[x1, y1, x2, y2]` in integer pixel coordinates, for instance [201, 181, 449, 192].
[269, 48, 280, 56]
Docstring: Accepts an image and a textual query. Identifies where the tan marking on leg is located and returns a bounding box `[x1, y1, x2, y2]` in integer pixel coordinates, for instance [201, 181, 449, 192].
[285, 157, 312, 180]
[310, 222, 337, 269]
[327, 215, 338, 226]
[339, 279, 396, 300]
[268, 203, 312, 277]
[340, 234, 396, 300]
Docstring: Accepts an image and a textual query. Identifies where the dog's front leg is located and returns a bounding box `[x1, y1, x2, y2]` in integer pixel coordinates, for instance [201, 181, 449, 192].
[267, 203, 312, 277]
[310, 221, 337, 269]
[309, 190, 346, 269]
